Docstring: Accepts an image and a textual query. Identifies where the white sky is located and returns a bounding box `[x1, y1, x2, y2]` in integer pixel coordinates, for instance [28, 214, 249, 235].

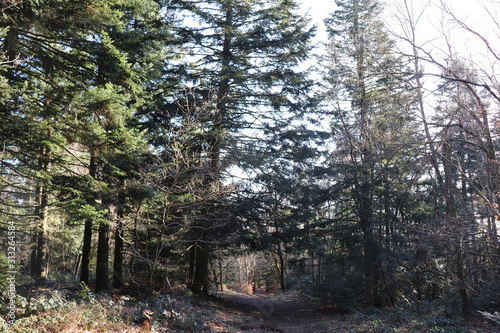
[297, 0, 500, 71]
[294, 0, 500, 125]
[297, 0, 498, 42]
[298, 0, 337, 43]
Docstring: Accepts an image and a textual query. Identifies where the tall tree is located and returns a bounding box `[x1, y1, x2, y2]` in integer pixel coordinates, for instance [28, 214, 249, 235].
[0, 0, 161, 291]
[164, 0, 316, 294]
[0, 0, 105, 282]
[324, 0, 419, 306]
[391, 0, 500, 311]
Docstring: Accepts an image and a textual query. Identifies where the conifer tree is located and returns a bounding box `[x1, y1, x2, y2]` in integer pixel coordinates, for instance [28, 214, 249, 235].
[324, 0, 419, 306]
[0, 0, 163, 290]
[166, 0, 316, 293]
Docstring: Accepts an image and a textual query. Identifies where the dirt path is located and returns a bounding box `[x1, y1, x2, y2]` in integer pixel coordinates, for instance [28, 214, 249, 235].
[214, 290, 335, 332]
[208, 290, 498, 333]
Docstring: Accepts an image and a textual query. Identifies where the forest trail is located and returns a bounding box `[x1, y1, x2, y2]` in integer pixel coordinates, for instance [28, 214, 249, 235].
[213, 290, 336, 332]
[208, 291, 498, 333]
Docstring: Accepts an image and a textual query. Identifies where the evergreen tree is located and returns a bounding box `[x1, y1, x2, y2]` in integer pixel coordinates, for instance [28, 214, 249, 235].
[324, 0, 419, 306]
[0, 0, 164, 290]
[0, 0, 109, 282]
[162, 0, 316, 293]
[234, 125, 330, 290]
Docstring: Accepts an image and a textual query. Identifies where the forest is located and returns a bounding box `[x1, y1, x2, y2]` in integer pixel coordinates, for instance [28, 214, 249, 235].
[1, 0, 500, 331]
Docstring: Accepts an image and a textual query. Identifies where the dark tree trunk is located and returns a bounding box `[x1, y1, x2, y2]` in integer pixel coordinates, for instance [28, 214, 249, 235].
[80, 153, 96, 285]
[192, 241, 210, 295]
[113, 201, 124, 289]
[113, 216, 124, 289]
[80, 218, 92, 285]
[278, 253, 286, 291]
[95, 220, 110, 293]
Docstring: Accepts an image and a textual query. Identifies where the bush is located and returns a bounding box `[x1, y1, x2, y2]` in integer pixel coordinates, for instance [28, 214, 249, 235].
[312, 267, 368, 308]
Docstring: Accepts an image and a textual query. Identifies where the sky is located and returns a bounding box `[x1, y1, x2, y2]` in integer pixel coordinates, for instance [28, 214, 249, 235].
[297, 0, 500, 67]
[293, 0, 500, 125]
[298, 0, 337, 43]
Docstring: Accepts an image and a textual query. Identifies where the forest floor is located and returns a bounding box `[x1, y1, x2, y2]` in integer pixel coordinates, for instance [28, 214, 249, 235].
[204, 289, 499, 333]
[1, 286, 499, 332]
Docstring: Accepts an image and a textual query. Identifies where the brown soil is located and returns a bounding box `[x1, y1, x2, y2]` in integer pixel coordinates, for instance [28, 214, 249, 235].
[210, 290, 347, 333]
[207, 290, 499, 333]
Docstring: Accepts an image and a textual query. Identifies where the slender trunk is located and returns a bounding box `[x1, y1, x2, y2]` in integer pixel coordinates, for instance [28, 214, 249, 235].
[32, 148, 50, 284]
[278, 253, 286, 291]
[95, 218, 110, 293]
[73, 253, 82, 280]
[112, 207, 124, 289]
[96, 196, 113, 293]
[272, 250, 286, 291]
[188, 244, 195, 284]
[192, 241, 210, 295]
[80, 152, 96, 285]
[112, 221, 123, 289]
[35, 190, 49, 282]
[218, 247, 224, 291]
[456, 246, 470, 314]
[80, 218, 92, 285]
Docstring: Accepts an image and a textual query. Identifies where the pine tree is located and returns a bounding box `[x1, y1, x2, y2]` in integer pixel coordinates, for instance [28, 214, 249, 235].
[0, 0, 163, 290]
[0, 0, 107, 282]
[162, 0, 316, 293]
[324, 0, 419, 306]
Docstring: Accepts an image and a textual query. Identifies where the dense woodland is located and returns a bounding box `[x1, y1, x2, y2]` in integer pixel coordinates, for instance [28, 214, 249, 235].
[1, 0, 499, 318]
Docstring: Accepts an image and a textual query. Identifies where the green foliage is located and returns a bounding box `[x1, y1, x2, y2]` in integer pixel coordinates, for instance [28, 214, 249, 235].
[76, 282, 94, 303]
[25, 292, 65, 314]
[75, 204, 108, 225]
[0, 0, 499, 319]
[149, 295, 211, 331]
[7, 291, 140, 333]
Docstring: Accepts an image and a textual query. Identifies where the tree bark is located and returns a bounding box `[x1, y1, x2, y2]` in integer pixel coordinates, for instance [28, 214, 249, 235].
[80, 152, 96, 285]
[32, 148, 49, 284]
[80, 217, 92, 285]
[113, 202, 124, 289]
[191, 241, 210, 295]
[95, 219, 110, 293]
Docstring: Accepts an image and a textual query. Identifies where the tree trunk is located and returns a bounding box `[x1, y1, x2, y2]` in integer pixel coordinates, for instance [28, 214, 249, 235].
[192, 241, 210, 295]
[32, 149, 50, 284]
[278, 253, 286, 291]
[95, 219, 110, 293]
[80, 152, 96, 285]
[80, 218, 92, 285]
[441, 136, 470, 313]
[456, 247, 470, 314]
[113, 203, 124, 289]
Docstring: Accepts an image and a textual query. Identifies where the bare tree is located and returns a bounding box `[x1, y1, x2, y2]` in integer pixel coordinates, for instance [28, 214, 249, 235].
[389, 0, 500, 313]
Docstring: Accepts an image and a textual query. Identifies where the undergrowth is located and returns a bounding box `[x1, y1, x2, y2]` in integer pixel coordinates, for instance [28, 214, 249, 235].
[0, 287, 498, 333]
[0, 284, 218, 333]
